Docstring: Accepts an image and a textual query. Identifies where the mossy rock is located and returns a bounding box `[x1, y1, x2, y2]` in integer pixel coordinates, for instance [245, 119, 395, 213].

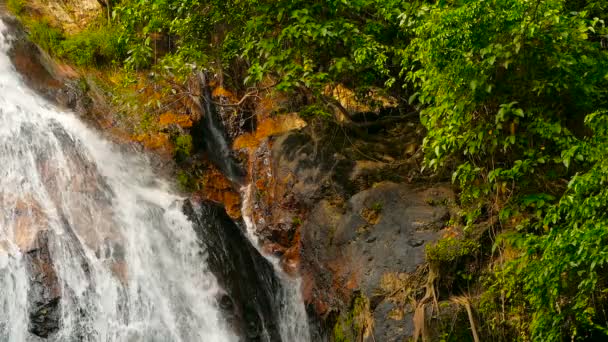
[332, 293, 374, 342]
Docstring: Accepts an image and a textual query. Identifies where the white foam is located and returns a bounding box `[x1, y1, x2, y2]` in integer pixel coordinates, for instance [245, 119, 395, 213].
[241, 185, 311, 342]
[0, 19, 237, 342]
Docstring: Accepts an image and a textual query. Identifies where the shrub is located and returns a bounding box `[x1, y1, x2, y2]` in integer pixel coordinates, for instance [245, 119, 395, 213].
[174, 134, 193, 163]
[27, 20, 64, 53]
[25, 18, 125, 67]
[426, 237, 480, 265]
[59, 24, 126, 67]
[7, 0, 24, 15]
[176, 170, 196, 191]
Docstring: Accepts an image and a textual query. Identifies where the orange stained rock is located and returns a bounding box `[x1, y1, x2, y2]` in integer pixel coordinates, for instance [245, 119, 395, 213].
[158, 112, 193, 128]
[11, 48, 62, 89]
[221, 191, 242, 219]
[344, 269, 360, 291]
[281, 230, 302, 275]
[301, 271, 330, 315]
[96, 117, 114, 130]
[254, 78, 291, 118]
[254, 178, 268, 192]
[212, 86, 238, 103]
[232, 134, 258, 150]
[324, 83, 371, 115]
[201, 167, 242, 219]
[324, 83, 398, 116]
[313, 298, 330, 316]
[441, 227, 459, 239]
[301, 271, 314, 302]
[133, 133, 171, 152]
[233, 113, 307, 150]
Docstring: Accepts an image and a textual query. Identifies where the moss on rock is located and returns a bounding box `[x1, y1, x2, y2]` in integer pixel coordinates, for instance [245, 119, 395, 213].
[332, 293, 374, 342]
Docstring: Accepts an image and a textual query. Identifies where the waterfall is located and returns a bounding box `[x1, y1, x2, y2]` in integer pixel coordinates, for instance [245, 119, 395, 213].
[0, 19, 239, 342]
[196, 72, 245, 186]
[241, 185, 311, 342]
[193, 72, 312, 341]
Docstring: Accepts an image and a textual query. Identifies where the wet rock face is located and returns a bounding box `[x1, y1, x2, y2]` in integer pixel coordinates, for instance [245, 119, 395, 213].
[191, 74, 246, 186]
[3, 15, 176, 179]
[244, 122, 453, 340]
[2, 15, 121, 135]
[5, 0, 100, 33]
[269, 131, 355, 206]
[25, 230, 61, 338]
[245, 129, 356, 274]
[183, 199, 282, 341]
[2, 16, 87, 109]
[300, 182, 453, 340]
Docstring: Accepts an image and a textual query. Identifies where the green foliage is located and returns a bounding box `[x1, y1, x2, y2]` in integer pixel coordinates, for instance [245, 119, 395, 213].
[110, 0, 414, 101]
[137, 111, 155, 133]
[408, 0, 608, 210]
[174, 134, 193, 163]
[113, 0, 218, 71]
[60, 24, 126, 66]
[25, 18, 126, 67]
[370, 202, 383, 213]
[299, 104, 333, 120]
[426, 237, 480, 265]
[176, 170, 196, 191]
[494, 111, 608, 340]
[27, 20, 64, 53]
[332, 293, 372, 342]
[406, 0, 608, 339]
[7, 0, 25, 15]
[124, 39, 152, 70]
[239, 0, 409, 91]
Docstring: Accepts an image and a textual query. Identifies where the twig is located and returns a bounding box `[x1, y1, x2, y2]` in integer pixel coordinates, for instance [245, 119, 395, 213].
[212, 90, 258, 107]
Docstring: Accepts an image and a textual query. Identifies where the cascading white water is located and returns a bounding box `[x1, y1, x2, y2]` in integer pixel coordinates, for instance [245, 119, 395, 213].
[241, 185, 311, 342]
[0, 19, 239, 341]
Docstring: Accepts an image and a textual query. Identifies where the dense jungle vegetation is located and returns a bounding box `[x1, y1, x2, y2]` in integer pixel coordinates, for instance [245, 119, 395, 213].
[9, 0, 608, 340]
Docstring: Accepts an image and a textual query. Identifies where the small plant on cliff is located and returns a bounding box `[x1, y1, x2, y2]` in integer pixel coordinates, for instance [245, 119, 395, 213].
[27, 20, 64, 54]
[426, 237, 480, 266]
[174, 134, 193, 163]
[60, 23, 126, 66]
[176, 170, 197, 191]
[23, 16, 125, 67]
[333, 293, 374, 342]
[361, 201, 383, 225]
[7, 0, 25, 15]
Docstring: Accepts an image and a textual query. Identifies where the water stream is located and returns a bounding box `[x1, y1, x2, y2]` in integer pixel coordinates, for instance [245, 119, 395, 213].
[241, 185, 311, 342]
[0, 18, 309, 342]
[195, 70, 311, 342]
